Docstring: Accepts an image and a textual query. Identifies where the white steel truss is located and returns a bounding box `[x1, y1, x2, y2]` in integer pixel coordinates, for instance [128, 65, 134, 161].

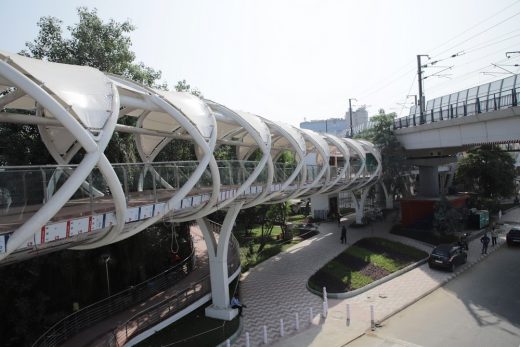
[0, 51, 382, 264]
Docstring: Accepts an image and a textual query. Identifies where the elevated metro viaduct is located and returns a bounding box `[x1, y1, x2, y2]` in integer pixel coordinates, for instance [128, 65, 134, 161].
[393, 74, 520, 198]
[0, 51, 383, 320]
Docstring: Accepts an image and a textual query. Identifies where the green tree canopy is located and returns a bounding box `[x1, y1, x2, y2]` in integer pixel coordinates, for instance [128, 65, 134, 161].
[3, 7, 204, 164]
[22, 7, 165, 88]
[355, 109, 411, 197]
[455, 145, 516, 199]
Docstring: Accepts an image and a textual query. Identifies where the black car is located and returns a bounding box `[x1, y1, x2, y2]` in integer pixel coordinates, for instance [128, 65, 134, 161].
[428, 244, 467, 272]
[506, 228, 520, 247]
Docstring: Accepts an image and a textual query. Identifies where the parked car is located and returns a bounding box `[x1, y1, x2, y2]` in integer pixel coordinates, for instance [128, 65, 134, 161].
[506, 228, 520, 247]
[428, 244, 467, 272]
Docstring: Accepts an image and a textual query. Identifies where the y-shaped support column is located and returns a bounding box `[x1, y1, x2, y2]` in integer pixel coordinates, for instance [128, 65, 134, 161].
[197, 202, 244, 320]
[350, 188, 371, 224]
[380, 181, 393, 209]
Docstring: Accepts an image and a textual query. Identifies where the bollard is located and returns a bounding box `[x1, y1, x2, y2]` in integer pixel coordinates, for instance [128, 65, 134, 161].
[263, 325, 268, 345]
[370, 305, 375, 331]
[245, 332, 250, 347]
[295, 312, 300, 331]
[346, 304, 350, 326]
[309, 307, 314, 323]
[226, 339, 230, 347]
[322, 301, 328, 318]
[322, 286, 328, 302]
[280, 318, 285, 337]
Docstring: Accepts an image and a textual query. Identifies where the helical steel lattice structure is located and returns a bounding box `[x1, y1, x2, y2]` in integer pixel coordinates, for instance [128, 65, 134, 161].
[0, 51, 381, 264]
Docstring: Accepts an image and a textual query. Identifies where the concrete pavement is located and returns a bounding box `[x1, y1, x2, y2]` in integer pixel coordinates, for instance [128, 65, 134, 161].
[232, 208, 519, 347]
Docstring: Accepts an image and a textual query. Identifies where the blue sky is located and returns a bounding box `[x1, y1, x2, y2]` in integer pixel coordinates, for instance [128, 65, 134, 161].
[2, 0, 520, 126]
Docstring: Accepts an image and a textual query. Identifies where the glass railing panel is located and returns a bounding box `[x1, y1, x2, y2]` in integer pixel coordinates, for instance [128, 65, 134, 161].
[0, 167, 46, 230]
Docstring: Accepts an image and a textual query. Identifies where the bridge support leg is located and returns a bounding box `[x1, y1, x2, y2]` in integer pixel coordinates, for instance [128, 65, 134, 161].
[380, 182, 393, 209]
[197, 202, 243, 321]
[350, 188, 370, 224]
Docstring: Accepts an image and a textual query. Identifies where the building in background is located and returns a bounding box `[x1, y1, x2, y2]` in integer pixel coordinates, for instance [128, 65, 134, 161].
[300, 106, 368, 137]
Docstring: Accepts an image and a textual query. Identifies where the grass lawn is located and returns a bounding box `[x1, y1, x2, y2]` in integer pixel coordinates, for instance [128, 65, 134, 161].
[235, 217, 318, 272]
[308, 238, 427, 293]
[390, 226, 459, 245]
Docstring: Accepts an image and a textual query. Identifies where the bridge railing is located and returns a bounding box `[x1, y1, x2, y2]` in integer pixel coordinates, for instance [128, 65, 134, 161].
[0, 160, 273, 230]
[394, 85, 519, 129]
[31, 235, 195, 347]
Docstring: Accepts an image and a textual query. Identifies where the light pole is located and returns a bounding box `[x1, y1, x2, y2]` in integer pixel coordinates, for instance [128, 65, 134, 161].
[102, 255, 111, 297]
[417, 55, 429, 121]
[348, 98, 357, 137]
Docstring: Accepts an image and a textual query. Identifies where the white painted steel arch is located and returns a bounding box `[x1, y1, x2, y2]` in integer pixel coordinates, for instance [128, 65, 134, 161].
[0, 51, 381, 263]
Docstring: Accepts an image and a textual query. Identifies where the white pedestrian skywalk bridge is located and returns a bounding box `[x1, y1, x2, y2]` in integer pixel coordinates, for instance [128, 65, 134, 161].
[0, 51, 381, 265]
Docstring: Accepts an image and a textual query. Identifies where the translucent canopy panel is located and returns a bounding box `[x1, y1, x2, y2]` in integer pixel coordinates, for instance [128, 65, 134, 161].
[157, 91, 215, 140]
[262, 118, 306, 159]
[300, 128, 330, 165]
[204, 101, 271, 160]
[0, 51, 114, 131]
[501, 75, 516, 92]
[488, 79, 503, 96]
[456, 90, 468, 106]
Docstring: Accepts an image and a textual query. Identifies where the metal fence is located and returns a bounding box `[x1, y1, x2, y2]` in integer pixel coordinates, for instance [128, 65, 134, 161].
[110, 220, 241, 346]
[394, 81, 519, 129]
[32, 236, 195, 347]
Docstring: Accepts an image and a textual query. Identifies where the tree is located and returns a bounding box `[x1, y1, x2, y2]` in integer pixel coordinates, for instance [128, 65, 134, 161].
[174, 79, 203, 98]
[455, 145, 515, 199]
[22, 7, 165, 88]
[432, 195, 463, 235]
[0, 8, 204, 345]
[355, 110, 412, 199]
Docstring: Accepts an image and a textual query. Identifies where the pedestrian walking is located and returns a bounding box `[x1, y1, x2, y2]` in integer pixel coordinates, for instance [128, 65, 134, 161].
[231, 294, 246, 317]
[480, 233, 490, 254]
[340, 225, 347, 244]
[491, 226, 498, 246]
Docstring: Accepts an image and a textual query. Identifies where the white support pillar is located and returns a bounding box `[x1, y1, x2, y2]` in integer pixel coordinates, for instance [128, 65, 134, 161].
[380, 181, 393, 209]
[350, 188, 370, 224]
[197, 202, 244, 321]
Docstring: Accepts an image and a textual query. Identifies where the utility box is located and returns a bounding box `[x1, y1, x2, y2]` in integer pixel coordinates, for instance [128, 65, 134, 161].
[468, 210, 489, 229]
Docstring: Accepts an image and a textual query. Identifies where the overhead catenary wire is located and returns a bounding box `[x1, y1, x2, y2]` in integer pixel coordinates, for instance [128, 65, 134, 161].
[359, 0, 520, 103]
[427, 0, 520, 57]
[399, 76, 417, 117]
[429, 9, 520, 60]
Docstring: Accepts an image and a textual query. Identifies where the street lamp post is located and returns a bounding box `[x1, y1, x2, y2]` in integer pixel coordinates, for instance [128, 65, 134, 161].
[102, 255, 111, 297]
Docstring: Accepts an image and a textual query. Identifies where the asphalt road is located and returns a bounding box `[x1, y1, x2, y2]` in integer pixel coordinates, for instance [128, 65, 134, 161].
[347, 246, 520, 347]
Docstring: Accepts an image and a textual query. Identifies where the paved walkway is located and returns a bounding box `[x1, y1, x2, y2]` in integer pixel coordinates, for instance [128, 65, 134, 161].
[233, 209, 519, 347]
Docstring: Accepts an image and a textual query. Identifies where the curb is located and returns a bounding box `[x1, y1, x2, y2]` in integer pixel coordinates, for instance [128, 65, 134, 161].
[307, 256, 429, 299]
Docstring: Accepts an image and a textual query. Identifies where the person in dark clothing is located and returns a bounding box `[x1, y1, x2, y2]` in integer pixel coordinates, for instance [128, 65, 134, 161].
[231, 294, 246, 317]
[340, 225, 347, 244]
[480, 233, 490, 254]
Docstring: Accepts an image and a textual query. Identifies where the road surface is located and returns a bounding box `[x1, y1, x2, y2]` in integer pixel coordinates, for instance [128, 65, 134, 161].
[348, 246, 520, 347]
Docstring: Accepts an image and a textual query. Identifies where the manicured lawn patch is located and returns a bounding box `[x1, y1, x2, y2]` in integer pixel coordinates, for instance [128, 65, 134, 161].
[347, 245, 403, 273]
[390, 226, 459, 245]
[356, 238, 428, 262]
[308, 237, 427, 293]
